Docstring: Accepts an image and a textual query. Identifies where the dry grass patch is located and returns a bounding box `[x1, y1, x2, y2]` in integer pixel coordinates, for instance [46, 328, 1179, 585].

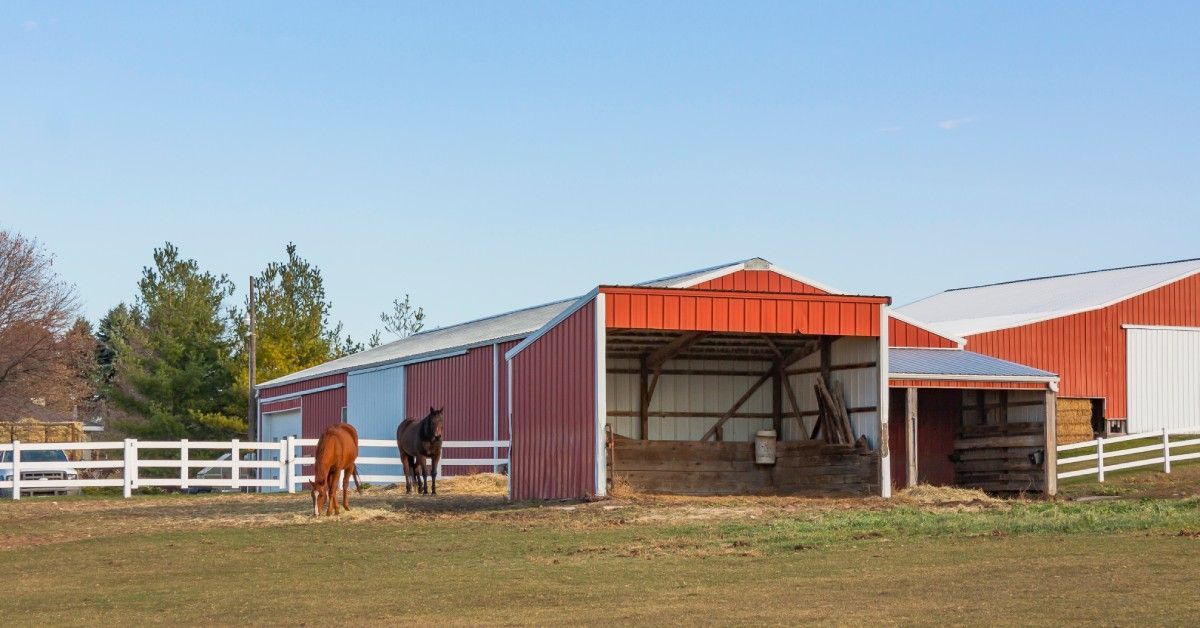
[896, 484, 1008, 510]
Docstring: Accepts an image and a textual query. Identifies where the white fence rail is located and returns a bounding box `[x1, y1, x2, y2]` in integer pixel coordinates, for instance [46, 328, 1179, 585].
[0, 438, 509, 500]
[1057, 427, 1200, 481]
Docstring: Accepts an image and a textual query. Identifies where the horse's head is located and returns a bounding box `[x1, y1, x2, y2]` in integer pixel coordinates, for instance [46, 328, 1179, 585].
[425, 406, 445, 442]
[311, 479, 328, 516]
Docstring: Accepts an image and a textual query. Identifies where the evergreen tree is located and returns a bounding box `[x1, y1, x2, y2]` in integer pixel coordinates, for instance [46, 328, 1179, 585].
[108, 243, 244, 439]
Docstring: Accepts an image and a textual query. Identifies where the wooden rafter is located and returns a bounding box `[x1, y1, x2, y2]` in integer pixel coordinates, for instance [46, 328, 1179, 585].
[701, 341, 819, 441]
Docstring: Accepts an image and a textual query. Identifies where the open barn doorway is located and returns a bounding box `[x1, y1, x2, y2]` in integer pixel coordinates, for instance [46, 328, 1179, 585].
[603, 330, 883, 496]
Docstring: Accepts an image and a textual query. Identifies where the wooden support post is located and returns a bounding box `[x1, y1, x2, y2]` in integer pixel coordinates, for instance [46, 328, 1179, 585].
[905, 387, 918, 488]
[819, 336, 832, 384]
[781, 370, 806, 437]
[772, 360, 783, 438]
[638, 356, 649, 440]
[1044, 389, 1058, 496]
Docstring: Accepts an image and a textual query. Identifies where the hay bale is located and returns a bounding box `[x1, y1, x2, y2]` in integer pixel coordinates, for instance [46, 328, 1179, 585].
[1056, 398, 1094, 445]
[1, 418, 85, 445]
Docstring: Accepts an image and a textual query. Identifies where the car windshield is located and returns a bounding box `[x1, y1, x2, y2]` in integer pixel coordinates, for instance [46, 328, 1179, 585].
[0, 449, 69, 463]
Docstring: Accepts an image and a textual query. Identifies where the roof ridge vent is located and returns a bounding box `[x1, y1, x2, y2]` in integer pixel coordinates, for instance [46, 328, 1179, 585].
[744, 258, 771, 270]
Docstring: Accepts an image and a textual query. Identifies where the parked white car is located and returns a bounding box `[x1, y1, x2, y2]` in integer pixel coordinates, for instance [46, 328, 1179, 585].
[186, 452, 258, 494]
[0, 448, 81, 497]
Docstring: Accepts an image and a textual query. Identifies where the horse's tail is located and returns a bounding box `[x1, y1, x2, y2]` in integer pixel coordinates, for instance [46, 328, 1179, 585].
[353, 465, 363, 493]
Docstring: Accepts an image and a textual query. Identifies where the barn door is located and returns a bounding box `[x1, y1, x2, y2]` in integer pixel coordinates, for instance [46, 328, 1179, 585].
[1127, 327, 1200, 433]
[261, 409, 302, 492]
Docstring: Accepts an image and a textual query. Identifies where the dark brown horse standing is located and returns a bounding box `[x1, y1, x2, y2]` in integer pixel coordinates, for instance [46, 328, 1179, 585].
[311, 424, 360, 516]
[396, 407, 444, 495]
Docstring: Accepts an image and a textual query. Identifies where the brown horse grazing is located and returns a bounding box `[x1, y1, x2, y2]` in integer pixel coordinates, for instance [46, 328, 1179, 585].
[332, 423, 363, 493]
[396, 407, 444, 495]
[311, 424, 359, 516]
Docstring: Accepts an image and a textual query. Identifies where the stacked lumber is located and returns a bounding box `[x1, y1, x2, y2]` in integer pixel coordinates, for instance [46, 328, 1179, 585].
[813, 377, 855, 445]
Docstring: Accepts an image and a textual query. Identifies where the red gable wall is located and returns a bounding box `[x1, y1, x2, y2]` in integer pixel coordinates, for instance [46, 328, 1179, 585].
[689, 269, 829, 294]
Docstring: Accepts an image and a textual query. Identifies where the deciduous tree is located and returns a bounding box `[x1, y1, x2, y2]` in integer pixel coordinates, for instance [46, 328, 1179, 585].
[0, 230, 93, 409]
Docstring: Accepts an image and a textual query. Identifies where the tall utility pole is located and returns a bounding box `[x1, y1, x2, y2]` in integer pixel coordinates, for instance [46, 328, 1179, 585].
[247, 276, 257, 442]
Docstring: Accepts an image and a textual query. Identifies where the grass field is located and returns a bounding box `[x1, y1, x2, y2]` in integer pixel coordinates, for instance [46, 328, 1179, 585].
[3, 473, 1200, 626]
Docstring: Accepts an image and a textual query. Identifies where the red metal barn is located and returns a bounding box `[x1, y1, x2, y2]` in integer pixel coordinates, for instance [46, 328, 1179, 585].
[899, 258, 1200, 436]
[259, 257, 1064, 499]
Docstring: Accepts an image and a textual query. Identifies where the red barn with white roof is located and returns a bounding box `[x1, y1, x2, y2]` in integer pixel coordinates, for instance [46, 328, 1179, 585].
[899, 258, 1200, 435]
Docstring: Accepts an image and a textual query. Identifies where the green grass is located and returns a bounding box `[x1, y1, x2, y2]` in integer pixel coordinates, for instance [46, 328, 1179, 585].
[3, 485, 1200, 625]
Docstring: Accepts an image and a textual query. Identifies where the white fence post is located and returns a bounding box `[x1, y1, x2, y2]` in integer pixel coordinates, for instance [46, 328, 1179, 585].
[1163, 428, 1171, 474]
[278, 439, 287, 491]
[11, 440, 21, 501]
[286, 436, 296, 494]
[1097, 437, 1105, 482]
[180, 439, 190, 490]
[123, 438, 136, 498]
[231, 439, 240, 491]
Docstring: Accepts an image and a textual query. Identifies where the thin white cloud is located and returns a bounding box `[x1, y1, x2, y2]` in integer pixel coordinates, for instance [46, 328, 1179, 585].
[939, 116, 975, 131]
[22, 20, 38, 32]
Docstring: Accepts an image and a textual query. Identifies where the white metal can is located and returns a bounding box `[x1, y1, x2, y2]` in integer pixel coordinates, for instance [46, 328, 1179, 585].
[754, 429, 777, 465]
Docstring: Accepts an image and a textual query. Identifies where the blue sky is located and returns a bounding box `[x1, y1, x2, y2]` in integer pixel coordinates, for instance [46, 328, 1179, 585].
[3, 2, 1198, 342]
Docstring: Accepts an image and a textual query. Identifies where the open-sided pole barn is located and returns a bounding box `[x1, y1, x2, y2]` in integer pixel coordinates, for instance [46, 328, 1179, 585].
[505, 282, 893, 500]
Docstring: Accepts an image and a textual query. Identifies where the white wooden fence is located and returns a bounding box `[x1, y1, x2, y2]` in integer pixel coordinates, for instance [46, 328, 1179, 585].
[1057, 427, 1200, 481]
[0, 438, 509, 500]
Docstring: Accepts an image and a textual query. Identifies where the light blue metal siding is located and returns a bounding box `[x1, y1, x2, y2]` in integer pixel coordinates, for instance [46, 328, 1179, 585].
[347, 365, 406, 481]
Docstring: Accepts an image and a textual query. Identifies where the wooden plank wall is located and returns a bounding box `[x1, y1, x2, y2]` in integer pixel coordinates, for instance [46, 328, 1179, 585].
[611, 437, 879, 496]
[954, 390, 1048, 492]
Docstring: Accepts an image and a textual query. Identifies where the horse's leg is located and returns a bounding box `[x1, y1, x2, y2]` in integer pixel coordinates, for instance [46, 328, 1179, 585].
[404, 454, 416, 494]
[430, 452, 439, 495]
[420, 457, 430, 495]
[414, 456, 424, 494]
[341, 467, 351, 511]
[326, 470, 338, 515]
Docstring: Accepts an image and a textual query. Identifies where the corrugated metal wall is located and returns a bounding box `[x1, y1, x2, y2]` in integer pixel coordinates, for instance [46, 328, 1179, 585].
[785, 337, 881, 445]
[607, 337, 880, 446]
[690, 269, 830, 294]
[510, 301, 596, 501]
[406, 346, 497, 474]
[1127, 327, 1200, 432]
[301, 385, 347, 451]
[606, 357, 775, 441]
[966, 271, 1200, 420]
[603, 287, 883, 337]
[889, 316, 958, 348]
[347, 365, 405, 479]
[258, 374, 347, 453]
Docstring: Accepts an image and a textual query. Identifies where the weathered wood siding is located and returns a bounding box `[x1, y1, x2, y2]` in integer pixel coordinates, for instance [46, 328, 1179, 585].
[611, 438, 879, 496]
[954, 390, 1048, 492]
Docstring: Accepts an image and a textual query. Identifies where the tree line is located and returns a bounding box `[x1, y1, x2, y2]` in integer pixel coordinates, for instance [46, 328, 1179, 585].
[0, 229, 424, 441]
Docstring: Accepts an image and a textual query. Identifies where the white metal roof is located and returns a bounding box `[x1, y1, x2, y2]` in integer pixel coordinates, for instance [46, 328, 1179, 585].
[261, 258, 804, 388]
[897, 258, 1200, 337]
[258, 299, 576, 387]
[889, 348, 1057, 380]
